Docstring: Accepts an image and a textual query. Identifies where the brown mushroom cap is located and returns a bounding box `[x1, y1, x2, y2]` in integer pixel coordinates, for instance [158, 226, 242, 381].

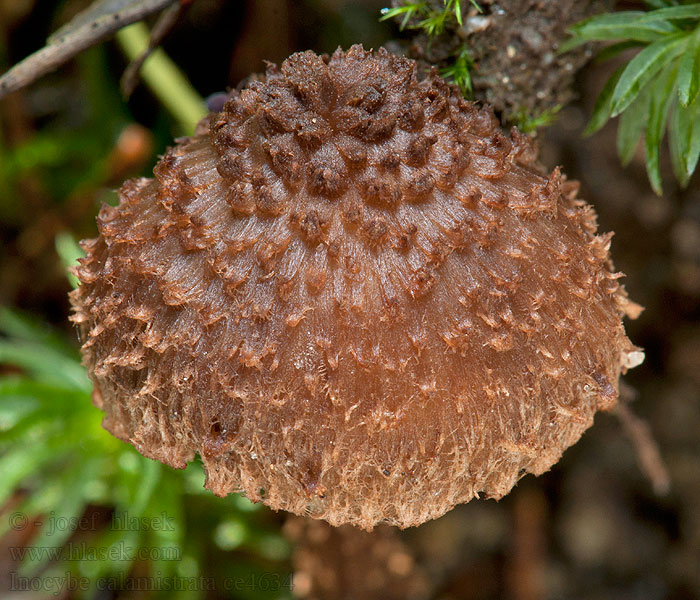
[70, 45, 643, 529]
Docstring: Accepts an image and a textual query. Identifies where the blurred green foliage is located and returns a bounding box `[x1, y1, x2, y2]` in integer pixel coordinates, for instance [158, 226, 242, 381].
[380, 0, 481, 34]
[1, 47, 124, 180]
[0, 6, 290, 595]
[0, 298, 292, 598]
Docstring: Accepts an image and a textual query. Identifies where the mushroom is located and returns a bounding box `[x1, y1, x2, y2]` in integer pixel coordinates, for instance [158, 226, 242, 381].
[70, 45, 643, 530]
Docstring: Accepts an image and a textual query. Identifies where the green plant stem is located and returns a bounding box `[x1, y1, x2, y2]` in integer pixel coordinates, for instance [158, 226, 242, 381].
[115, 22, 206, 135]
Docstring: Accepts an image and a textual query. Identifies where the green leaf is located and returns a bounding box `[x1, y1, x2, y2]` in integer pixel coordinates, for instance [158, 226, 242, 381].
[645, 63, 679, 194]
[19, 456, 104, 576]
[441, 46, 475, 97]
[379, 3, 425, 29]
[678, 26, 700, 105]
[683, 100, 700, 181]
[513, 105, 562, 134]
[0, 377, 88, 412]
[669, 103, 688, 184]
[645, 0, 676, 8]
[567, 11, 646, 35]
[669, 94, 700, 184]
[0, 307, 77, 356]
[124, 456, 161, 517]
[617, 86, 651, 165]
[55, 232, 85, 289]
[0, 340, 91, 391]
[143, 473, 185, 578]
[0, 379, 41, 432]
[0, 443, 58, 508]
[564, 11, 678, 51]
[79, 527, 142, 581]
[611, 32, 687, 116]
[594, 40, 646, 64]
[634, 4, 700, 23]
[447, 0, 463, 26]
[0, 410, 52, 446]
[418, 10, 450, 36]
[584, 65, 626, 135]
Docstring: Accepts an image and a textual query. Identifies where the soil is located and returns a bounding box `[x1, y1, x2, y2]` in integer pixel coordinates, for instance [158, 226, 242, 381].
[389, 0, 613, 121]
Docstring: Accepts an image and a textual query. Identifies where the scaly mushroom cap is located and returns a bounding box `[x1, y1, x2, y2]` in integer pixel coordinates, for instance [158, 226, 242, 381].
[70, 45, 643, 529]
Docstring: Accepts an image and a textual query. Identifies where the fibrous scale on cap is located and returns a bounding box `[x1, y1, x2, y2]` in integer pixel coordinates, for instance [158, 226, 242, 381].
[71, 45, 642, 530]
